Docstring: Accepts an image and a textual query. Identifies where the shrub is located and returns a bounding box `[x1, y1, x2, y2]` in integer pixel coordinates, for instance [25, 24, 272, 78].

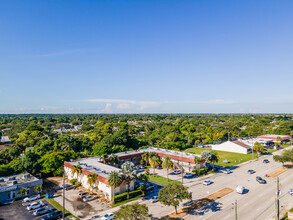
[114, 189, 142, 203]
[70, 179, 77, 185]
[75, 182, 82, 187]
[145, 168, 150, 176]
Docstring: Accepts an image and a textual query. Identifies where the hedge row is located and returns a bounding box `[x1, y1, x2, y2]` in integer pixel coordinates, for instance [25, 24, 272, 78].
[114, 189, 142, 203]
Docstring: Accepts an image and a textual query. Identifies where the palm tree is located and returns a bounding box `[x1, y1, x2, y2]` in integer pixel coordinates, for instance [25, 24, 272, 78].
[141, 152, 151, 167]
[121, 161, 137, 200]
[209, 150, 219, 170]
[162, 156, 173, 182]
[149, 155, 160, 175]
[201, 151, 211, 172]
[87, 173, 97, 191]
[276, 136, 282, 147]
[101, 154, 108, 164]
[109, 154, 120, 166]
[72, 165, 82, 182]
[34, 185, 42, 193]
[108, 171, 122, 204]
[18, 188, 27, 197]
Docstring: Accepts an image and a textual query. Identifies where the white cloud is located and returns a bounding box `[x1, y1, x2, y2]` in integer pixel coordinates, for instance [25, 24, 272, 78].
[101, 103, 113, 113]
[87, 98, 160, 112]
[117, 103, 131, 109]
[200, 99, 235, 104]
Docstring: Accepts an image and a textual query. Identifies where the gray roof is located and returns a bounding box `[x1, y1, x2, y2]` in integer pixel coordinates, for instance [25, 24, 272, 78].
[0, 173, 41, 190]
[0, 136, 10, 143]
[70, 158, 121, 178]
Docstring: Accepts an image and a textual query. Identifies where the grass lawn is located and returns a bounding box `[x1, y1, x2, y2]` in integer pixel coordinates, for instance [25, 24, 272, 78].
[184, 147, 257, 167]
[148, 174, 180, 186]
[45, 197, 79, 220]
[281, 206, 293, 220]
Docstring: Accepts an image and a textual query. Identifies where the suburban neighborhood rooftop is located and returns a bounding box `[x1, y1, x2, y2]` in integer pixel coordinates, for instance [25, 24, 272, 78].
[0, 173, 39, 188]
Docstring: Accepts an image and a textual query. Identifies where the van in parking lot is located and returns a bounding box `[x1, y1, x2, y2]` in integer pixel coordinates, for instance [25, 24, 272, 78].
[236, 185, 245, 194]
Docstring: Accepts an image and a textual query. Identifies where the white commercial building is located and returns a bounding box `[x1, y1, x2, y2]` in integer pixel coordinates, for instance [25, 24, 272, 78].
[212, 140, 252, 154]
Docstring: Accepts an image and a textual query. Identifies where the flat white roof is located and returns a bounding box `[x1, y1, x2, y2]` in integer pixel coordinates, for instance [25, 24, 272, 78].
[70, 157, 121, 178]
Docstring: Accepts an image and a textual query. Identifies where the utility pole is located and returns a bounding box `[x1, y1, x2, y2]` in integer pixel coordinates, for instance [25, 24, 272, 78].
[181, 151, 183, 184]
[63, 166, 65, 220]
[275, 177, 280, 220]
[233, 200, 237, 220]
[291, 130, 292, 146]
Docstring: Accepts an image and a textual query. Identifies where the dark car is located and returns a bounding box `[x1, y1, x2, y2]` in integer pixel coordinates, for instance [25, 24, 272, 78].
[256, 176, 266, 184]
[263, 159, 270, 163]
[247, 169, 255, 174]
[41, 210, 62, 220]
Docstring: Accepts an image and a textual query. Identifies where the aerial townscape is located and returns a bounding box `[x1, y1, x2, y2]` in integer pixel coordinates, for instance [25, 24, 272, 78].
[1, 1, 293, 220]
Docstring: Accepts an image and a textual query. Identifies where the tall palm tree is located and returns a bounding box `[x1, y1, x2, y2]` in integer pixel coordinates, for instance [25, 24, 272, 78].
[141, 152, 151, 167]
[87, 173, 97, 191]
[72, 165, 82, 182]
[162, 156, 173, 182]
[121, 161, 137, 200]
[209, 150, 219, 170]
[149, 155, 160, 175]
[108, 171, 122, 204]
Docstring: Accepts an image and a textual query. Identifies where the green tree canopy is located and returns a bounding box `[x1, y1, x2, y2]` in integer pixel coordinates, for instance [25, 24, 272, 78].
[158, 182, 191, 214]
[114, 202, 150, 220]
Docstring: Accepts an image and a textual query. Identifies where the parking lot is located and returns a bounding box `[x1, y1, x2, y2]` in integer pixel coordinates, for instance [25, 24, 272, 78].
[0, 197, 55, 220]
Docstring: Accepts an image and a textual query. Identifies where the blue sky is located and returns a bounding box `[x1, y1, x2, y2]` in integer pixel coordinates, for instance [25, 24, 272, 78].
[1, 0, 293, 114]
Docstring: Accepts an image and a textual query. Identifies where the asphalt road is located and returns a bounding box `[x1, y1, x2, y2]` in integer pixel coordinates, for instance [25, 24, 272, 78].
[184, 146, 293, 220]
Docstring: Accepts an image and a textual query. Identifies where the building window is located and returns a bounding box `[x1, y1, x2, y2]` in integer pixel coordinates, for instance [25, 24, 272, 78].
[12, 191, 16, 198]
[7, 192, 11, 200]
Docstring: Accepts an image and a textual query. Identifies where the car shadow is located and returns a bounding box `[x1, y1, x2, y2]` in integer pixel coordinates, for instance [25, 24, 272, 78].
[243, 188, 249, 194]
[190, 201, 223, 216]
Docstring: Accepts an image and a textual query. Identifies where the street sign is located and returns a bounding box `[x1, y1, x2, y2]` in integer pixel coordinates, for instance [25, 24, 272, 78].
[288, 212, 293, 220]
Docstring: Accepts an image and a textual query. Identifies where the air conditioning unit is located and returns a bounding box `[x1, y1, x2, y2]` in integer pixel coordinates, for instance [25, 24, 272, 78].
[0, 179, 4, 182]
[8, 177, 16, 181]
[23, 174, 30, 179]
[13, 180, 18, 185]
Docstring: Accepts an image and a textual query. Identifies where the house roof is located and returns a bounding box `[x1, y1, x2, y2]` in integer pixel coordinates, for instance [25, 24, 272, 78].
[0, 136, 10, 143]
[231, 140, 252, 149]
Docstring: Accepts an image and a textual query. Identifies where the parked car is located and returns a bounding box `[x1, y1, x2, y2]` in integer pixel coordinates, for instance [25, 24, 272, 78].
[100, 213, 115, 220]
[184, 173, 193, 178]
[89, 215, 100, 219]
[203, 180, 212, 186]
[256, 176, 266, 184]
[247, 169, 255, 174]
[173, 170, 181, 175]
[223, 169, 232, 174]
[82, 195, 93, 202]
[136, 165, 144, 170]
[27, 201, 45, 210]
[33, 206, 50, 216]
[147, 185, 155, 191]
[41, 210, 62, 220]
[79, 192, 88, 198]
[263, 159, 270, 163]
[236, 185, 245, 194]
[23, 194, 41, 203]
[289, 189, 293, 195]
[150, 196, 158, 203]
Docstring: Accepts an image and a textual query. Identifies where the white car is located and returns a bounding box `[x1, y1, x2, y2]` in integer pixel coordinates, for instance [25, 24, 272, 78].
[26, 201, 44, 210]
[289, 189, 293, 195]
[223, 169, 232, 174]
[100, 213, 115, 220]
[184, 173, 193, 178]
[173, 170, 181, 175]
[203, 180, 212, 186]
[150, 196, 158, 203]
[23, 194, 41, 203]
[82, 195, 92, 202]
[236, 185, 245, 194]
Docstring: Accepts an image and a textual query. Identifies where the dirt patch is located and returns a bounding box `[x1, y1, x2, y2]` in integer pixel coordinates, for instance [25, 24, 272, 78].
[267, 167, 289, 178]
[161, 187, 233, 219]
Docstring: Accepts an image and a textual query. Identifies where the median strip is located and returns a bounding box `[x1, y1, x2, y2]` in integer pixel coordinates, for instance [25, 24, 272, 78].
[162, 187, 233, 219]
[267, 167, 289, 178]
